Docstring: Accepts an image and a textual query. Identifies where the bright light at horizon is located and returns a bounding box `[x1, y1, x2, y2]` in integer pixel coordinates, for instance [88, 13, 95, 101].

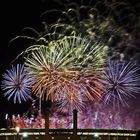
[23, 132, 28, 137]
[94, 133, 99, 137]
[15, 126, 20, 133]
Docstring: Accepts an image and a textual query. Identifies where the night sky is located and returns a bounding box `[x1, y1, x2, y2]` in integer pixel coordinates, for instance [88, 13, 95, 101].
[0, 0, 140, 128]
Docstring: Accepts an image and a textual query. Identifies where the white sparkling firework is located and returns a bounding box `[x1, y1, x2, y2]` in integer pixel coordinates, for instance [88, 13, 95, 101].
[103, 60, 140, 107]
[1, 64, 33, 103]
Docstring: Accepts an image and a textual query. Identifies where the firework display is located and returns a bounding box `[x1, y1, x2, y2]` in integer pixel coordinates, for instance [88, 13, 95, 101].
[102, 60, 140, 108]
[8, 101, 140, 130]
[1, 0, 140, 131]
[24, 35, 107, 109]
[1, 64, 33, 103]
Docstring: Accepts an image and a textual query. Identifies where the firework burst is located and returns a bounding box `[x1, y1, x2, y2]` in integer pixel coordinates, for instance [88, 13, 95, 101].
[102, 60, 140, 108]
[1, 64, 33, 103]
[25, 35, 107, 109]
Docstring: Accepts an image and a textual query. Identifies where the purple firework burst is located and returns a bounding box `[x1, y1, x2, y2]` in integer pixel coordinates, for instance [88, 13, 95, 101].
[102, 60, 140, 108]
[1, 64, 33, 103]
